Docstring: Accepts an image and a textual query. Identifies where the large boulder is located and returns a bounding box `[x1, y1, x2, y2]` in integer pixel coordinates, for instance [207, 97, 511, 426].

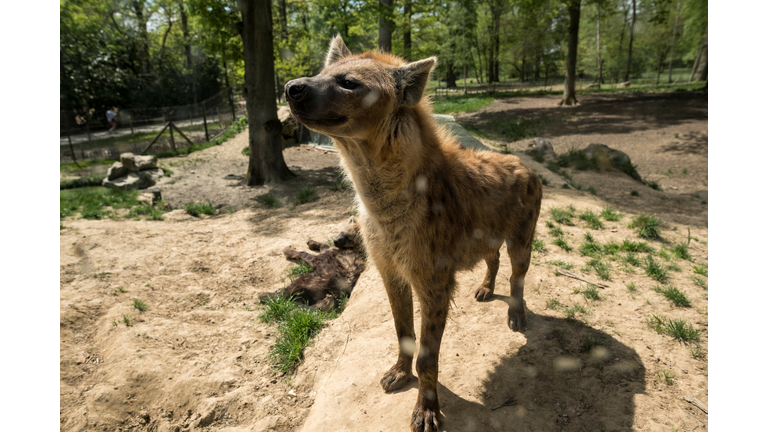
[120, 153, 158, 171]
[106, 162, 128, 180]
[102, 168, 164, 190]
[582, 143, 641, 181]
[525, 137, 557, 163]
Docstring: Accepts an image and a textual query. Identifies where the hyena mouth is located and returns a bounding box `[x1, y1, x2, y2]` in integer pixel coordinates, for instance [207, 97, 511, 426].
[293, 113, 347, 127]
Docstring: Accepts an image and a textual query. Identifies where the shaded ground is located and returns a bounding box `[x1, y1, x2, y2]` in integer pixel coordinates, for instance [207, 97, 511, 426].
[60, 91, 708, 431]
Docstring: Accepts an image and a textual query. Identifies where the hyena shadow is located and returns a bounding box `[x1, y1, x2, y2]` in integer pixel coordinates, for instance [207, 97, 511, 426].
[437, 313, 646, 432]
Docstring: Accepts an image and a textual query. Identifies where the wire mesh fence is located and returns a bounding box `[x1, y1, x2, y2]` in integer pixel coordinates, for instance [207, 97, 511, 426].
[60, 87, 247, 162]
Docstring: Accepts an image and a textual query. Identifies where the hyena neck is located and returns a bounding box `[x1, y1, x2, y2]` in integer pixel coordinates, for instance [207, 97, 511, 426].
[334, 107, 442, 224]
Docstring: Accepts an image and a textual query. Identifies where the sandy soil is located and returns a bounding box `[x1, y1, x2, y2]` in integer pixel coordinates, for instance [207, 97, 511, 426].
[60, 91, 708, 431]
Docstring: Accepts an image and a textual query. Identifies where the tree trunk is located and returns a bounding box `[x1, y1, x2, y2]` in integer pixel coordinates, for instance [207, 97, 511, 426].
[694, 24, 707, 82]
[178, 1, 197, 106]
[596, 4, 602, 85]
[378, 0, 393, 52]
[241, 0, 294, 185]
[617, 4, 628, 82]
[668, 0, 682, 83]
[131, 0, 150, 79]
[560, 0, 581, 106]
[493, 10, 500, 83]
[624, 0, 636, 83]
[656, 50, 668, 86]
[689, 43, 701, 83]
[278, 0, 288, 42]
[487, 26, 494, 82]
[158, 13, 173, 71]
[403, 0, 412, 61]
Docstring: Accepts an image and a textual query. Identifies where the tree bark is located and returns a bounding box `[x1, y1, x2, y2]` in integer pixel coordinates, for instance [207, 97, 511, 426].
[493, 8, 500, 83]
[131, 0, 150, 79]
[378, 0, 393, 52]
[403, 0, 412, 61]
[596, 4, 602, 85]
[241, 0, 294, 185]
[624, 0, 636, 83]
[560, 0, 581, 106]
[278, 0, 288, 42]
[693, 24, 707, 82]
[617, 4, 628, 82]
[178, 1, 197, 106]
[668, 0, 682, 83]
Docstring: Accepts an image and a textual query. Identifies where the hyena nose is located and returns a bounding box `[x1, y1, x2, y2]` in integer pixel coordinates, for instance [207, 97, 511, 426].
[285, 80, 308, 102]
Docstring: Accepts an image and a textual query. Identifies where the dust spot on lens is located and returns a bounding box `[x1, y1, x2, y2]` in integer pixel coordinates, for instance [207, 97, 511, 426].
[590, 345, 610, 361]
[416, 175, 428, 193]
[473, 228, 484, 239]
[423, 389, 436, 401]
[280, 48, 295, 61]
[515, 406, 526, 417]
[362, 90, 381, 108]
[554, 356, 582, 371]
[399, 337, 417, 356]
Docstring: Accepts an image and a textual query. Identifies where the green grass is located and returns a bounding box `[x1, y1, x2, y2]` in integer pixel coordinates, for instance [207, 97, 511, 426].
[549, 260, 574, 270]
[579, 233, 602, 258]
[653, 285, 691, 307]
[532, 239, 546, 253]
[488, 118, 539, 141]
[257, 194, 282, 209]
[619, 239, 654, 253]
[647, 314, 701, 342]
[121, 314, 134, 326]
[432, 96, 494, 114]
[693, 264, 708, 276]
[549, 226, 564, 237]
[546, 299, 563, 309]
[692, 275, 707, 290]
[553, 237, 573, 252]
[582, 285, 601, 300]
[563, 303, 589, 319]
[241, 147, 250, 156]
[537, 174, 549, 186]
[127, 203, 166, 221]
[329, 172, 352, 191]
[288, 262, 313, 282]
[294, 187, 319, 205]
[600, 207, 623, 222]
[586, 186, 597, 196]
[60, 171, 106, 190]
[259, 293, 298, 323]
[586, 258, 611, 280]
[578, 210, 604, 230]
[643, 256, 669, 283]
[626, 282, 637, 292]
[185, 201, 216, 217]
[132, 299, 147, 312]
[60, 158, 116, 173]
[658, 248, 671, 260]
[557, 148, 599, 171]
[549, 207, 575, 225]
[643, 178, 662, 191]
[579, 335, 605, 353]
[658, 369, 675, 385]
[60, 187, 141, 220]
[629, 214, 662, 240]
[630, 190, 640, 197]
[671, 243, 690, 260]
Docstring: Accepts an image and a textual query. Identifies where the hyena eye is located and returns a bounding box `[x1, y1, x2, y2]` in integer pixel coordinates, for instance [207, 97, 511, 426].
[339, 79, 359, 90]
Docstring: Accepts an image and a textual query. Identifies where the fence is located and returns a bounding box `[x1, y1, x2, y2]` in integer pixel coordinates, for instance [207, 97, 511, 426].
[60, 87, 247, 162]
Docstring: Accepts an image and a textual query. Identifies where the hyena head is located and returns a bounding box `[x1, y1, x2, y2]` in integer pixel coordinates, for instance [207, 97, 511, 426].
[333, 216, 361, 249]
[285, 35, 436, 141]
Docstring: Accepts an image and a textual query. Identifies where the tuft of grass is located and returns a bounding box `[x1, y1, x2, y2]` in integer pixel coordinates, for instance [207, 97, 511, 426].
[623, 252, 642, 267]
[537, 174, 549, 186]
[653, 285, 691, 307]
[60, 187, 141, 220]
[270, 308, 330, 373]
[557, 148, 599, 171]
[579, 335, 605, 353]
[549, 260, 574, 270]
[629, 214, 662, 240]
[548, 207, 575, 225]
[658, 248, 671, 260]
[545, 220, 555, 229]
[658, 370, 675, 385]
[258, 194, 282, 209]
[582, 285, 601, 300]
[578, 210, 604, 230]
[563, 303, 589, 319]
[288, 262, 313, 282]
[185, 201, 216, 217]
[630, 190, 640, 197]
[549, 226, 564, 237]
[690, 345, 704, 359]
[553, 237, 573, 252]
[532, 239, 546, 253]
[626, 282, 637, 292]
[644, 178, 662, 191]
[586, 186, 597, 195]
[667, 263, 682, 272]
[127, 203, 166, 221]
[643, 256, 669, 283]
[294, 187, 319, 205]
[132, 299, 147, 312]
[600, 207, 623, 221]
[121, 314, 134, 326]
[432, 96, 494, 114]
[691, 275, 707, 290]
[620, 239, 654, 253]
[259, 293, 297, 323]
[110, 286, 127, 296]
[693, 264, 708, 276]
[671, 243, 691, 260]
[546, 299, 563, 309]
[586, 258, 611, 280]
[647, 314, 700, 342]
[329, 172, 352, 191]
[241, 147, 250, 156]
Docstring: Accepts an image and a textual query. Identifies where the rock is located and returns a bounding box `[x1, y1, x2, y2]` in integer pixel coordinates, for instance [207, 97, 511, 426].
[198, 407, 216, 427]
[252, 415, 285, 432]
[102, 168, 164, 190]
[582, 143, 641, 181]
[137, 193, 154, 206]
[150, 187, 162, 202]
[525, 138, 557, 160]
[277, 106, 297, 137]
[617, 81, 631, 88]
[107, 162, 128, 180]
[120, 153, 158, 171]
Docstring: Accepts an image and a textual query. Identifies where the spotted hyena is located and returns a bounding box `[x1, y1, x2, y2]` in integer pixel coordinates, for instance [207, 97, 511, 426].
[285, 35, 542, 432]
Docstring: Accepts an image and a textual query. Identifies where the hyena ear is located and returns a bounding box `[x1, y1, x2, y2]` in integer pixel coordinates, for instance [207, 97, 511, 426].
[325, 34, 351, 68]
[398, 57, 437, 107]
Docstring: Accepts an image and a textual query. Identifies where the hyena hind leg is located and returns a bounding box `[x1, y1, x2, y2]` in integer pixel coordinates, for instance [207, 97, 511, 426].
[473, 249, 500, 302]
[506, 237, 534, 332]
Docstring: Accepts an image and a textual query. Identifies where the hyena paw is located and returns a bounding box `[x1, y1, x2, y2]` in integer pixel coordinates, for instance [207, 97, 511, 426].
[411, 403, 440, 432]
[380, 365, 412, 392]
[473, 286, 494, 301]
[507, 302, 527, 332]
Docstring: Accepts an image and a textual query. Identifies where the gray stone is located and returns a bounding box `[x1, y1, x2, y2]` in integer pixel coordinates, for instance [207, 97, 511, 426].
[525, 138, 556, 157]
[252, 415, 285, 432]
[106, 162, 128, 180]
[102, 168, 164, 190]
[120, 152, 158, 171]
[582, 143, 631, 166]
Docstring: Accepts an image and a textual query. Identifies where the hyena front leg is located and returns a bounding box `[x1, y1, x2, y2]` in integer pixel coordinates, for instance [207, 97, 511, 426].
[473, 249, 500, 301]
[411, 278, 453, 432]
[506, 240, 532, 332]
[380, 271, 416, 392]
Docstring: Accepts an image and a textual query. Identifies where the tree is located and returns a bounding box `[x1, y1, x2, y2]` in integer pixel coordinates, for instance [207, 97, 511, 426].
[378, 0, 393, 52]
[240, 0, 294, 185]
[692, 23, 707, 81]
[560, 0, 581, 106]
[624, 0, 636, 82]
[667, 0, 681, 82]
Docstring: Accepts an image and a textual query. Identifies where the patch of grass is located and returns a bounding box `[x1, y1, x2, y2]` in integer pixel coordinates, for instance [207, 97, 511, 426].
[586, 186, 597, 195]
[288, 262, 313, 282]
[432, 96, 494, 114]
[629, 214, 662, 240]
[60, 172, 106, 190]
[578, 210, 604, 230]
[185, 201, 216, 217]
[643, 256, 669, 283]
[493, 118, 539, 141]
[690, 345, 704, 359]
[601, 241, 620, 256]
[586, 258, 611, 280]
[110, 286, 127, 296]
[658, 248, 671, 260]
[616, 159, 643, 182]
[619, 239, 654, 253]
[647, 314, 700, 342]
[563, 303, 589, 319]
[258, 194, 282, 209]
[653, 285, 691, 307]
[630, 190, 640, 197]
[693, 264, 708, 276]
[582, 285, 601, 301]
[644, 178, 662, 191]
[671, 243, 690, 260]
[241, 147, 250, 156]
[294, 187, 319, 205]
[600, 207, 623, 221]
[259, 293, 298, 323]
[537, 174, 549, 186]
[557, 148, 599, 171]
[60, 187, 140, 220]
[546, 299, 563, 309]
[121, 314, 134, 326]
[626, 282, 637, 292]
[667, 263, 682, 272]
[132, 299, 147, 312]
[579, 335, 605, 353]
[553, 237, 573, 252]
[530, 149, 547, 163]
[549, 207, 575, 225]
[532, 239, 546, 253]
[549, 226, 564, 237]
[127, 203, 165, 221]
[579, 233, 603, 258]
[329, 172, 352, 191]
[691, 275, 707, 290]
[60, 158, 115, 173]
[545, 220, 555, 229]
[658, 369, 675, 385]
[549, 260, 574, 270]
[270, 308, 330, 373]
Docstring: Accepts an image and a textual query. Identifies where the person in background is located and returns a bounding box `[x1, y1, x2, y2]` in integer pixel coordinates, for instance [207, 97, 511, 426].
[106, 107, 117, 133]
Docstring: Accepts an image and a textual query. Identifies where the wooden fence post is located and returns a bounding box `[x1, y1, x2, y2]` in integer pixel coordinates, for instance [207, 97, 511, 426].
[169, 121, 176, 152]
[202, 103, 209, 142]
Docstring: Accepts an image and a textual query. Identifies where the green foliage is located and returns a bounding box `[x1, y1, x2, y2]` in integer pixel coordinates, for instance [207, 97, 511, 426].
[619, 239, 654, 253]
[432, 96, 494, 114]
[553, 237, 572, 252]
[548, 207, 575, 225]
[271, 308, 330, 373]
[288, 262, 313, 282]
[653, 285, 691, 307]
[693, 264, 708, 276]
[643, 256, 669, 283]
[258, 194, 282, 209]
[582, 286, 600, 301]
[578, 210, 603, 230]
[294, 187, 319, 205]
[623, 252, 642, 267]
[586, 258, 611, 281]
[647, 315, 700, 342]
[60, 187, 140, 220]
[671, 243, 691, 260]
[537, 174, 549, 186]
[579, 335, 605, 353]
[127, 203, 166, 221]
[629, 214, 662, 239]
[626, 282, 637, 292]
[644, 178, 662, 191]
[600, 207, 623, 222]
[557, 148, 599, 171]
[185, 201, 216, 217]
[548, 260, 574, 270]
[259, 293, 298, 324]
[549, 226, 564, 237]
[563, 304, 589, 320]
[532, 239, 546, 253]
[546, 299, 563, 309]
[132, 299, 147, 312]
[329, 172, 352, 191]
[691, 275, 707, 290]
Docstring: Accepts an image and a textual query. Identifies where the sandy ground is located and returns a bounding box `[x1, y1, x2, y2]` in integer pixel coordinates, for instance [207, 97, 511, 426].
[60, 91, 708, 431]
